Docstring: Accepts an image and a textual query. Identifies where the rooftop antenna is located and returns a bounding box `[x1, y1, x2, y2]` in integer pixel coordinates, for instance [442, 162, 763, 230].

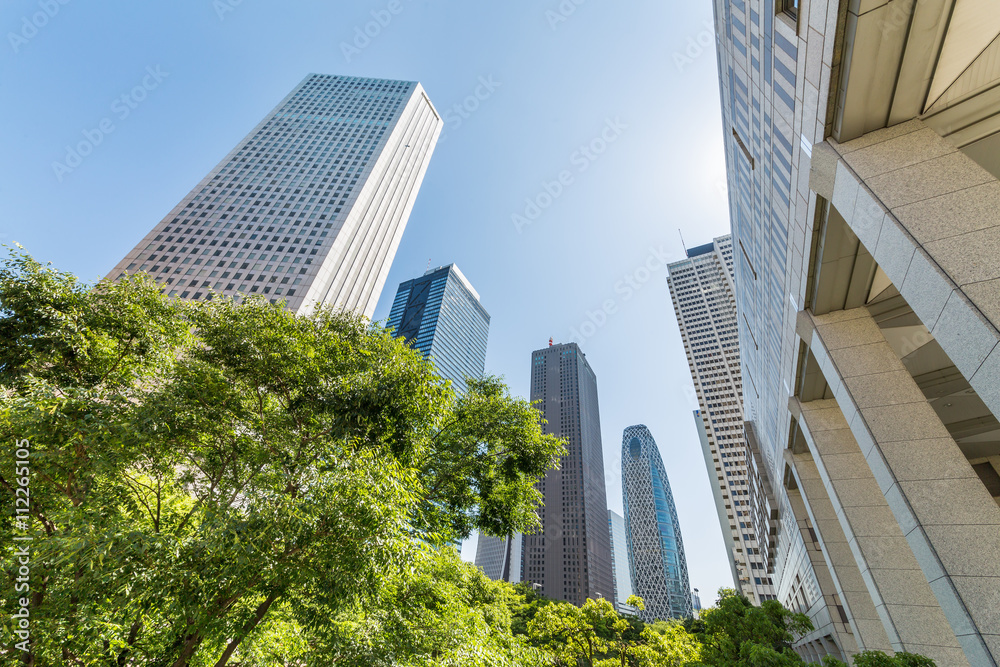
[426, 258, 432, 271]
[549, 337, 553, 347]
[678, 229, 688, 257]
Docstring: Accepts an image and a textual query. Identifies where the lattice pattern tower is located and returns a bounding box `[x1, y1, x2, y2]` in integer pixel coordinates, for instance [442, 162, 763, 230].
[621, 424, 692, 621]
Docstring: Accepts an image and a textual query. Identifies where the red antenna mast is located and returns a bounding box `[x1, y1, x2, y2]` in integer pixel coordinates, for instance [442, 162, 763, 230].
[549, 337, 553, 346]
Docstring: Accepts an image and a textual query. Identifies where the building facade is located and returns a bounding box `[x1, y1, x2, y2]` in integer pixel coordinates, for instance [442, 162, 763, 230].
[608, 509, 637, 614]
[386, 264, 490, 395]
[667, 237, 777, 605]
[521, 342, 615, 606]
[107, 73, 442, 319]
[473, 532, 506, 581]
[621, 424, 693, 621]
[712, 0, 1000, 664]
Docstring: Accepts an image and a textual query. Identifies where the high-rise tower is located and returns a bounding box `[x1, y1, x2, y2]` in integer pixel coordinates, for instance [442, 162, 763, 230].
[621, 424, 692, 621]
[107, 74, 442, 318]
[711, 0, 1000, 663]
[385, 264, 489, 395]
[666, 235, 776, 605]
[608, 509, 636, 615]
[522, 341, 614, 606]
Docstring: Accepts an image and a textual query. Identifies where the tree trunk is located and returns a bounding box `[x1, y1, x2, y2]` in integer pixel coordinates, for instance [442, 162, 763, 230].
[171, 632, 203, 667]
[116, 618, 144, 666]
[212, 589, 282, 667]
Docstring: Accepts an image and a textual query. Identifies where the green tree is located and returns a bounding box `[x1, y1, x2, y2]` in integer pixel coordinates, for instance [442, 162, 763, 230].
[317, 545, 550, 666]
[0, 249, 565, 666]
[693, 588, 813, 666]
[822, 651, 936, 667]
[690, 590, 937, 667]
[527, 595, 701, 667]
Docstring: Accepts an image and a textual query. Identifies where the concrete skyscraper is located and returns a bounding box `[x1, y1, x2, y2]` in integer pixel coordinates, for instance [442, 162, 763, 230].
[107, 74, 442, 318]
[522, 341, 614, 606]
[621, 425, 693, 621]
[712, 0, 1000, 664]
[386, 264, 489, 395]
[666, 236, 776, 605]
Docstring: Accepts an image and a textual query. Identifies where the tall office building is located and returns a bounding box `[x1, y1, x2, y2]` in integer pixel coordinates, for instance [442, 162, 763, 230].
[385, 264, 490, 395]
[712, 1, 1000, 664]
[473, 533, 506, 581]
[107, 74, 442, 319]
[522, 341, 614, 606]
[666, 236, 776, 605]
[621, 425, 693, 621]
[608, 509, 636, 614]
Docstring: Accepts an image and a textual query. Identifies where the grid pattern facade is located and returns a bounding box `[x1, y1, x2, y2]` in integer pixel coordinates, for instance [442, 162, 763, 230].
[474, 532, 506, 581]
[607, 510, 635, 612]
[667, 236, 775, 604]
[523, 342, 614, 606]
[710, 0, 862, 658]
[107, 73, 442, 318]
[712, 0, 1000, 662]
[621, 425, 692, 621]
[386, 264, 490, 396]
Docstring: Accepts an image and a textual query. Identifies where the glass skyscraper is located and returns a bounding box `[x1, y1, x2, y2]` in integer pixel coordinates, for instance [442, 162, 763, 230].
[621, 424, 692, 621]
[385, 264, 489, 396]
[107, 73, 442, 319]
[608, 509, 636, 615]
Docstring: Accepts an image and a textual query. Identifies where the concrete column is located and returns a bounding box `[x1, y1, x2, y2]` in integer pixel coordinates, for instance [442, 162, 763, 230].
[800, 307, 1000, 666]
[785, 448, 893, 655]
[783, 472, 861, 660]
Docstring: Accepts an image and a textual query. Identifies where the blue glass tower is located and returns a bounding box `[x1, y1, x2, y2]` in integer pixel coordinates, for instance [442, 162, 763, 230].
[621, 424, 692, 621]
[385, 264, 489, 395]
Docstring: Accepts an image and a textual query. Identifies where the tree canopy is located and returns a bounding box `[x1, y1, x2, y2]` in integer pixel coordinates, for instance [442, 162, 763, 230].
[0, 249, 564, 665]
[0, 250, 943, 667]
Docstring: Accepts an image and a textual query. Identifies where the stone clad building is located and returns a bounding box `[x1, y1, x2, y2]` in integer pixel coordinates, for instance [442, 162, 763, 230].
[711, 0, 1000, 663]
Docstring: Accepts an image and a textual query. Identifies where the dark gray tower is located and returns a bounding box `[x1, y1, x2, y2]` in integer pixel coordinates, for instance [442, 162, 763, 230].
[621, 424, 692, 621]
[523, 341, 614, 606]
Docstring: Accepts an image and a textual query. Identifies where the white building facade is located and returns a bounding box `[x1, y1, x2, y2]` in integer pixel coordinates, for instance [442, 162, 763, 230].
[667, 236, 777, 606]
[107, 73, 442, 318]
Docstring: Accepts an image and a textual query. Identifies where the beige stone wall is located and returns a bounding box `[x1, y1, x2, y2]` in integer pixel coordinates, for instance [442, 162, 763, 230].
[798, 307, 1000, 665]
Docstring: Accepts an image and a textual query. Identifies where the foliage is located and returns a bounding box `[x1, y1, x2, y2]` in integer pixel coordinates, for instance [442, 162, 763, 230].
[527, 595, 700, 667]
[691, 588, 813, 666]
[0, 249, 564, 666]
[510, 580, 556, 637]
[689, 589, 937, 667]
[316, 545, 550, 666]
[0, 250, 944, 667]
[847, 651, 936, 667]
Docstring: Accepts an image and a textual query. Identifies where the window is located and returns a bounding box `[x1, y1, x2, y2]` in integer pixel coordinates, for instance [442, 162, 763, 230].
[777, 0, 797, 20]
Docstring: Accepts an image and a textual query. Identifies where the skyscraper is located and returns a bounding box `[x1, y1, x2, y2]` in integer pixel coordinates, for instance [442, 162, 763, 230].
[712, 0, 1000, 664]
[666, 236, 776, 605]
[608, 509, 637, 615]
[106, 74, 442, 319]
[621, 424, 692, 621]
[522, 341, 614, 606]
[473, 533, 506, 581]
[385, 264, 489, 395]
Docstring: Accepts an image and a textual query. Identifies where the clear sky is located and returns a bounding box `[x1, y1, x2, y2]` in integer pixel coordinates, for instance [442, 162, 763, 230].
[1, 0, 735, 600]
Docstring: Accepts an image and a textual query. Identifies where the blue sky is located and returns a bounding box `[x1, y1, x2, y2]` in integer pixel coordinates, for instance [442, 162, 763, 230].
[1, 0, 735, 600]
